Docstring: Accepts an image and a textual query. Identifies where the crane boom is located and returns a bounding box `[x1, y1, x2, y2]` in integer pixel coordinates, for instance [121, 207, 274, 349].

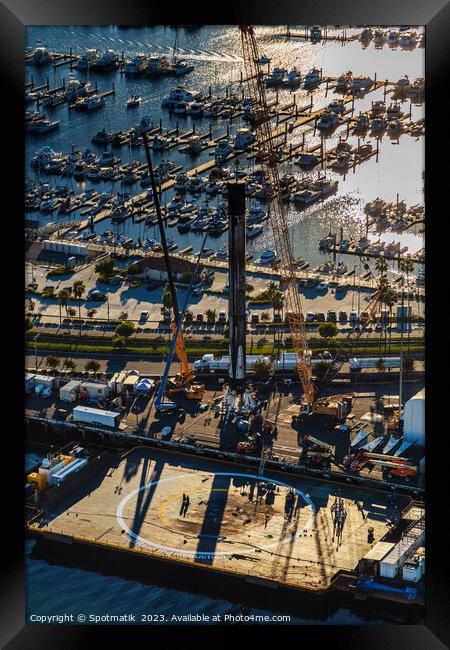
[240, 25, 314, 406]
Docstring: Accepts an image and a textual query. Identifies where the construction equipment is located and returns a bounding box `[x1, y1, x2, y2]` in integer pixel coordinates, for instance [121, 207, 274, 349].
[142, 133, 195, 394]
[185, 383, 206, 400]
[300, 434, 333, 469]
[343, 450, 417, 481]
[239, 26, 383, 421]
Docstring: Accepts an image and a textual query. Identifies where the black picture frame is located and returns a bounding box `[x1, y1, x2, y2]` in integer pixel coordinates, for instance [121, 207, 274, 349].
[2, 0, 449, 646]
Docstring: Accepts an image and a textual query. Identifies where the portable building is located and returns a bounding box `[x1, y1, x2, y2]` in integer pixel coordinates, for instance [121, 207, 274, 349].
[80, 382, 110, 399]
[123, 374, 140, 393]
[403, 388, 425, 445]
[108, 371, 127, 395]
[72, 405, 121, 428]
[59, 380, 82, 402]
[25, 373, 36, 393]
[402, 550, 425, 583]
[359, 541, 396, 576]
[33, 374, 55, 389]
[379, 526, 425, 579]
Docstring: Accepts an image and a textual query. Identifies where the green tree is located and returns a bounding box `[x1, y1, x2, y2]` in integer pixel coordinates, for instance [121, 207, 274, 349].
[87, 308, 97, 319]
[116, 321, 135, 338]
[253, 359, 273, 376]
[205, 308, 216, 324]
[184, 309, 194, 326]
[260, 312, 270, 322]
[112, 335, 126, 349]
[67, 307, 77, 317]
[46, 355, 60, 373]
[399, 257, 414, 353]
[318, 322, 338, 338]
[85, 359, 101, 374]
[375, 256, 388, 278]
[314, 360, 330, 376]
[118, 311, 128, 321]
[375, 357, 385, 372]
[95, 257, 114, 280]
[27, 299, 35, 314]
[162, 282, 173, 316]
[72, 280, 85, 332]
[63, 359, 76, 373]
[25, 315, 33, 332]
[402, 356, 415, 372]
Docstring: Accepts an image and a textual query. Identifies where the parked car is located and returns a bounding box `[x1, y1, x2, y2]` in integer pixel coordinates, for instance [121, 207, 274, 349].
[316, 282, 328, 291]
[339, 311, 347, 322]
[327, 310, 337, 321]
[306, 311, 315, 322]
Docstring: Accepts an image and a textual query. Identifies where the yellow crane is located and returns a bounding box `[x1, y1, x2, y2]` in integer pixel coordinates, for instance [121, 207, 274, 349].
[239, 26, 382, 420]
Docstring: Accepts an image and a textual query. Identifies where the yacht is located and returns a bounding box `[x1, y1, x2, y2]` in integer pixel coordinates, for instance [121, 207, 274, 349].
[408, 77, 424, 97]
[355, 142, 373, 158]
[167, 194, 184, 212]
[310, 25, 322, 40]
[235, 128, 255, 150]
[94, 50, 119, 70]
[173, 173, 189, 192]
[185, 136, 203, 154]
[303, 68, 321, 89]
[207, 220, 228, 237]
[215, 139, 234, 160]
[246, 224, 264, 239]
[172, 60, 195, 76]
[74, 94, 105, 111]
[187, 175, 205, 193]
[98, 151, 118, 166]
[369, 100, 385, 117]
[205, 179, 221, 195]
[74, 49, 99, 71]
[257, 55, 271, 65]
[146, 55, 171, 76]
[161, 87, 202, 108]
[399, 30, 417, 47]
[126, 95, 141, 108]
[173, 101, 188, 115]
[317, 111, 339, 129]
[330, 152, 353, 170]
[353, 113, 370, 132]
[27, 46, 53, 66]
[30, 147, 61, 169]
[351, 76, 373, 92]
[387, 119, 403, 135]
[151, 135, 168, 150]
[395, 76, 410, 93]
[259, 250, 278, 264]
[179, 201, 198, 214]
[387, 30, 399, 45]
[386, 102, 403, 119]
[336, 71, 353, 92]
[186, 102, 204, 117]
[282, 69, 301, 89]
[327, 99, 345, 114]
[371, 116, 387, 132]
[292, 188, 321, 204]
[359, 28, 373, 42]
[373, 29, 386, 46]
[124, 53, 148, 75]
[32, 119, 60, 134]
[247, 204, 266, 224]
[91, 128, 113, 144]
[266, 67, 287, 87]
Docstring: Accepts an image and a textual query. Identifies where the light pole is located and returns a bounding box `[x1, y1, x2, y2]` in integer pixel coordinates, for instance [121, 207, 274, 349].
[34, 333, 40, 373]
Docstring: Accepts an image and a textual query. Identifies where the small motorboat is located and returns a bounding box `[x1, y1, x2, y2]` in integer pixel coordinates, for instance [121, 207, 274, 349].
[127, 95, 142, 107]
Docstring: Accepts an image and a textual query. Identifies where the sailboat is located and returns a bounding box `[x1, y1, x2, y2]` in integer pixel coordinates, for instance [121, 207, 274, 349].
[170, 26, 194, 76]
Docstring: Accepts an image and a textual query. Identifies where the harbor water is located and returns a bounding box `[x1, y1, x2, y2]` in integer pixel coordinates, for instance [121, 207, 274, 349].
[26, 26, 424, 270]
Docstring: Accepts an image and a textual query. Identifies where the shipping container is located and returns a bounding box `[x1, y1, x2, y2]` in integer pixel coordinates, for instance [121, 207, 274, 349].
[349, 357, 401, 371]
[72, 405, 121, 428]
[59, 380, 81, 402]
[80, 382, 110, 399]
[25, 373, 36, 393]
[48, 457, 88, 485]
[33, 374, 55, 389]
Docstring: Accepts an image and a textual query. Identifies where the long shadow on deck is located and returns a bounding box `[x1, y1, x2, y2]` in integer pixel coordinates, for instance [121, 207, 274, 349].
[194, 473, 231, 564]
[128, 457, 165, 549]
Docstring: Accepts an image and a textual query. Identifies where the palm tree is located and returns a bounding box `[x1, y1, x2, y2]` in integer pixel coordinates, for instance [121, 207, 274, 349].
[57, 288, 71, 326]
[375, 357, 385, 372]
[205, 309, 216, 324]
[63, 359, 76, 373]
[46, 355, 60, 374]
[27, 299, 35, 314]
[85, 359, 101, 374]
[72, 280, 85, 334]
[399, 257, 414, 353]
[375, 256, 388, 279]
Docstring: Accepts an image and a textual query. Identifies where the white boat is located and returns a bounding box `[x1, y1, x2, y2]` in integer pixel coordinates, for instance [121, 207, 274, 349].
[74, 48, 99, 71]
[386, 102, 403, 118]
[146, 55, 171, 76]
[282, 68, 301, 88]
[360, 28, 373, 41]
[371, 116, 387, 132]
[124, 53, 148, 75]
[246, 224, 264, 239]
[215, 139, 234, 159]
[351, 76, 373, 92]
[327, 99, 345, 114]
[387, 30, 399, 45]
[247, 204, 266, 224]
[257, 55, 271, 65]
[317, 111, 339, 129]
[235, 128, 255, 149]
[331, 152, 353, 169]
[186, 102, 204, 117]
[74, 94, 105, 111]
[151, 135, 168, 150]
[373, 29, 386, 46]
[353, 114, 370, 131]
[303, 68, 321, 88]
[126, 95, 141, 107]
[259, 249, 278, 264]
[94, 49, 119, 70]
[187, 175, 204, 192]
[266, 67, 286, 87]
[32, 119, 60, 134]
[161, 87, 202, 107]
[173, 60, 194, 76]
[173, 173, 189, 191]
[336, 71, 353, 92]
[399, 30, 417, 47]
[27, 46, 53, 66]
[30, 147, 61, 169]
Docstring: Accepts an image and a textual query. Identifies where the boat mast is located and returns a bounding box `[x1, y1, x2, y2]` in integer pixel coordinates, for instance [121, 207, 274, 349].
[172, 26, 179, 64]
